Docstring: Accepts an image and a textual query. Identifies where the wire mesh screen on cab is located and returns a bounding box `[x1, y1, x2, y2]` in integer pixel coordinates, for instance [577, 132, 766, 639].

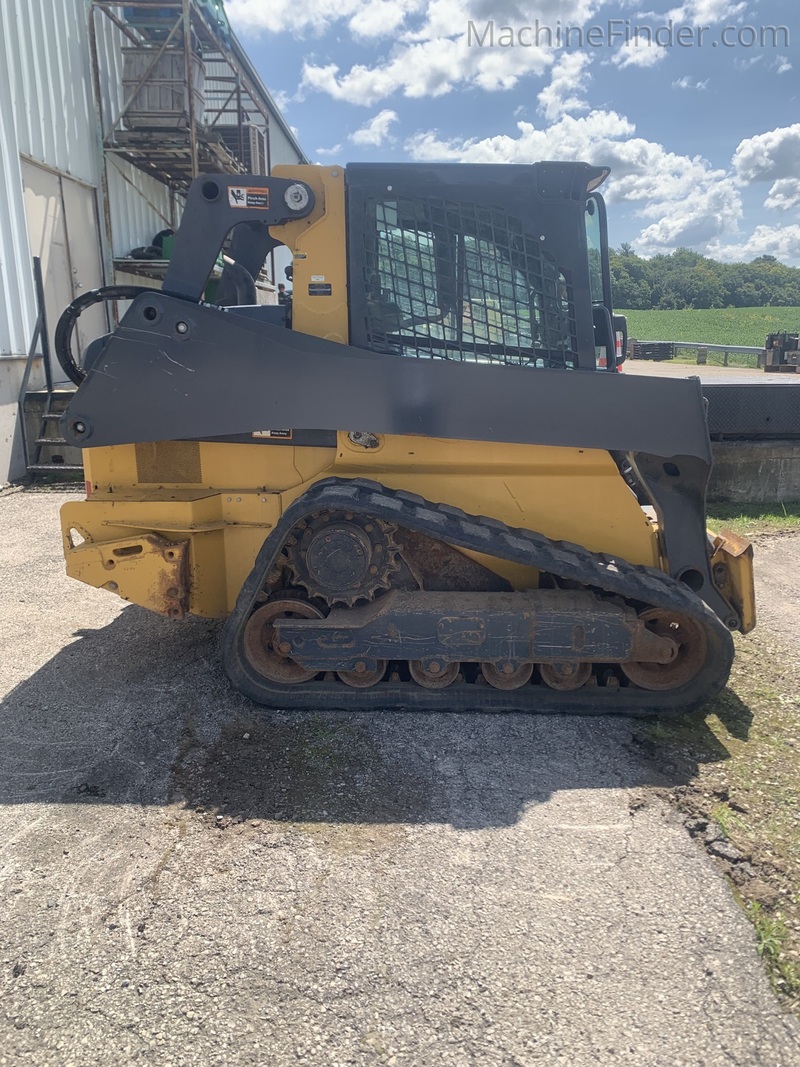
[361, 196, 579, 367]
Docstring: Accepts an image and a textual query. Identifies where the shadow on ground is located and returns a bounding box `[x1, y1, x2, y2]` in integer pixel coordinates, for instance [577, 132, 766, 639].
[0, 605, 752, 829]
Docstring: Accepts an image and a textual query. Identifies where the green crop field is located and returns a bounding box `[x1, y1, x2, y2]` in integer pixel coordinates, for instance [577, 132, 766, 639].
[618, 307, 800, 348]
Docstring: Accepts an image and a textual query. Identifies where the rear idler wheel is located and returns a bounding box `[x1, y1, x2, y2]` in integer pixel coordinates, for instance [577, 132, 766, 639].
[242, 599, 324, 684]
[481, 661, 534, 691]
[620, 608, 707, 691]
[409, 658, 460, 689]
[539, 661, 592, 691]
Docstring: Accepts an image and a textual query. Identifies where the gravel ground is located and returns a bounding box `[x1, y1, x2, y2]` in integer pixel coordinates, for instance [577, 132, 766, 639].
[624, 361, 765, 380]
[748, 532, 800, 647]
[1, 487, 798, 1067]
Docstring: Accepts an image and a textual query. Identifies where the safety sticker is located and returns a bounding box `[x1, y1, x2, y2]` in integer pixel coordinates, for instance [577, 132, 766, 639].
[252, 429, 292, 439]
[229, 187, 269, 209]
[308, 283, 332, 296]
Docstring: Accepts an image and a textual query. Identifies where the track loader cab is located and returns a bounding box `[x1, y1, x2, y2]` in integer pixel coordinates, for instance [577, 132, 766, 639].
[57, 161, 754, 714]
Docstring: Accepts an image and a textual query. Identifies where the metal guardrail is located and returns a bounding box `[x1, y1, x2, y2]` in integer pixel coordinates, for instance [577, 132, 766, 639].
[669, 341, 762, 355]
[632, 340, 763, 367]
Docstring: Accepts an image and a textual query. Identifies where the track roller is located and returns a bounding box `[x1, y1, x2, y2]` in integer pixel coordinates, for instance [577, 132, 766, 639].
[481, 661, 534, 690]
[539, 661, 593, 691]
[409, 659, 461, 689]
[337, 661, 388, 688]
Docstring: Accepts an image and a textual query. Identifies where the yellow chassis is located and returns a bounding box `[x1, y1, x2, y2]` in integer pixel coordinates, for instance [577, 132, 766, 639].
[61, 433, 755, 633]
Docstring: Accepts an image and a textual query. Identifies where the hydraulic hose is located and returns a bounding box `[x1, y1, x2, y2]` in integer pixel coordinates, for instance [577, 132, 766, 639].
[54, 285, 154, 385]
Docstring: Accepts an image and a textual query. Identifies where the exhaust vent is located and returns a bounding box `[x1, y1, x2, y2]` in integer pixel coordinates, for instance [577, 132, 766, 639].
[135, 441, 202, 484]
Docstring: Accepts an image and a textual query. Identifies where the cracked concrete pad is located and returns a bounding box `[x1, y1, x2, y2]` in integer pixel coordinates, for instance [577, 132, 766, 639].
[0, 488, 798, 1066]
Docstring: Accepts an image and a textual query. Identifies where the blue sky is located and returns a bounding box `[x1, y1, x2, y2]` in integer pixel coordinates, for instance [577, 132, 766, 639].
[226, 0, 800, 263]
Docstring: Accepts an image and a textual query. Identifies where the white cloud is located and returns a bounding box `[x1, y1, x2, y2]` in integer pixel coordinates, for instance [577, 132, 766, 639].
[231, 0, 604, 105]
[672, 76, 708, 90]
[228, 0, 423, 38]
[227, 0, 599, 41]
[302, 35, 552, 105]
[732, 124, 800, 183]
[773, 57, 792, 75]
[612, 37, 668, 69]
[315, 144, 343, 156]
[350, 109, 399, 145]
[665, 0, 746, 22]
[764, 178, 800, 212]
[708, 225, 800, 264]
[269, 88, 292, 110]
[537, 52, 592, 122]
[404, 0, 602, 44]
[349, 0, 425, 38]
[634, 180, 740, 253]
[406, 109, 742, 254]
[407, 110, 632, 164]
[227, 0, 363, 36]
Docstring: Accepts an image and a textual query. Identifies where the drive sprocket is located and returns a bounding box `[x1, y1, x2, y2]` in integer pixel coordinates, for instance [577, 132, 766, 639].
[283, 510, 400, 606]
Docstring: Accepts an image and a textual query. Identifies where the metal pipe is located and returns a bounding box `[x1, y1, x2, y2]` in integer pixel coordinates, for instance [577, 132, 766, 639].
[93, 3, 140, 44]
[183, 0, 199, 179]
[88, 2, 116, 310]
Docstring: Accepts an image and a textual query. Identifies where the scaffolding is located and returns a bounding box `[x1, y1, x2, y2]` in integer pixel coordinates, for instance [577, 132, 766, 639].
[89, 0, 280, 191]
[88, 0, 304, 287]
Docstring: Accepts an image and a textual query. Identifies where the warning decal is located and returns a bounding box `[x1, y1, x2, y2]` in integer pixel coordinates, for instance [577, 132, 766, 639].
[252, 429, 293, 439]
[228, 187, 269, 209]
[308, 283, 333, 296]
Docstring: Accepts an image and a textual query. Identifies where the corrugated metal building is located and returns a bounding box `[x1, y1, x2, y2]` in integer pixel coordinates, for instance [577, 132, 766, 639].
[0, 0, 305, 483]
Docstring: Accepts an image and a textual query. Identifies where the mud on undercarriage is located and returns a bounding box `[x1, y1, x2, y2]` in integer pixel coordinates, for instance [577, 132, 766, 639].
[223, 478, 735, 716]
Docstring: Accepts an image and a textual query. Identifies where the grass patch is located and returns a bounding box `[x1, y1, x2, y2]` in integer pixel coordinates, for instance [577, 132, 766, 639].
[619, 306, 800, 348]
[748, 903, 800, 997]
[706, 502, 800, 537]
[633, 624, 800, 1010]
[712, 801, 745, 840]
[619, 306, 800, 368]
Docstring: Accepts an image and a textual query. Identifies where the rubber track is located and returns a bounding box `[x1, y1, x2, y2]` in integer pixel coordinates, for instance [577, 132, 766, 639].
[222, 478, 735, 716]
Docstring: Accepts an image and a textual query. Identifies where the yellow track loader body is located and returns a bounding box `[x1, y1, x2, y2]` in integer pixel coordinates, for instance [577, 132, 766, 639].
[56, 162, 754, 714]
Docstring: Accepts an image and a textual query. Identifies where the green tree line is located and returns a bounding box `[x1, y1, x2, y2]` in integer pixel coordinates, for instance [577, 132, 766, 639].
[609, 246, 800, 310]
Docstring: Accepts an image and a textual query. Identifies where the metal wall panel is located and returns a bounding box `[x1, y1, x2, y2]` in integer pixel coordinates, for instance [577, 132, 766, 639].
[1, 0, 99, 185]
[0, 58, 36, 359]
[268, 120, 304, 169]
[107, 158, 177, 258]
[0, 2, 176, 255]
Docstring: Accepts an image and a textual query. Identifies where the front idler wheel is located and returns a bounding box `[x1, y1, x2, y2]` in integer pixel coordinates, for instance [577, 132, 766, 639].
[620, 609, 707, 691]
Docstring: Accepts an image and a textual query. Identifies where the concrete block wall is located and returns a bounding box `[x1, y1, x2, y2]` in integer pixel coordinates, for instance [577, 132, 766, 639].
[709, 440, 800, 504]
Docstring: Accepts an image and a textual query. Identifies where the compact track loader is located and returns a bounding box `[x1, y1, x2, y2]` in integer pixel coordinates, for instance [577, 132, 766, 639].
[56, 162, 755, 714]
